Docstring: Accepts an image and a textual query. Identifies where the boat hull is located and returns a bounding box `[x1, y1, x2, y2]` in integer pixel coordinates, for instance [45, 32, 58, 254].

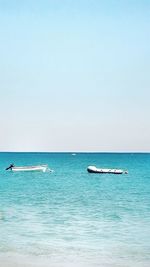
[87, 166, 125, 174]
[11, 165, 47, 172]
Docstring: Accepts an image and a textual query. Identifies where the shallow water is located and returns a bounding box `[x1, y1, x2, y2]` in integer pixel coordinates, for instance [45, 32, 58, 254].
[0, 153, 150, 266]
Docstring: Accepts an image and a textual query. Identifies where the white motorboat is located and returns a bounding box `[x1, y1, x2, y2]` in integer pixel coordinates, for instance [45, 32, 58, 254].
[87, 166, 128, 174]
[6, 164, 48, 172]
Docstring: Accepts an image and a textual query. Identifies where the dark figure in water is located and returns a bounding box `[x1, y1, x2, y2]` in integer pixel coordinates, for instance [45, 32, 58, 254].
[5, 164, 15, 170]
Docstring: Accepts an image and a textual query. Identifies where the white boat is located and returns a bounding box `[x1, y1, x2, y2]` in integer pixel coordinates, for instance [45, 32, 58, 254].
[6, 164, 48, 172]
[87, 166, 128, 174]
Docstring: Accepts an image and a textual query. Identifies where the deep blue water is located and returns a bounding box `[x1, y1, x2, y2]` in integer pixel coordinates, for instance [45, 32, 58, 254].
[0, 153, 150, 267]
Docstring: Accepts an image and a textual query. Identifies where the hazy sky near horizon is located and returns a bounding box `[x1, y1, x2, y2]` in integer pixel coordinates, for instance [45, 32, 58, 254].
[0, 0, 149, 152]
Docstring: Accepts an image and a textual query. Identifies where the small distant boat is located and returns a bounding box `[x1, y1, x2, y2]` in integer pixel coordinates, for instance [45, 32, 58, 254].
[6, 164, 48, 172]
[87, 166, 128, 174]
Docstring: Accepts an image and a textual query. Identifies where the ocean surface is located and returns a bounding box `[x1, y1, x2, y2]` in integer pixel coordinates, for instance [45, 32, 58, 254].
[0, 152, 150, 267]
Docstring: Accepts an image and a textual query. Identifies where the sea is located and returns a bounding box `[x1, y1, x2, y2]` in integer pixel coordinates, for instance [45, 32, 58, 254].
[0, 152, 150, 267]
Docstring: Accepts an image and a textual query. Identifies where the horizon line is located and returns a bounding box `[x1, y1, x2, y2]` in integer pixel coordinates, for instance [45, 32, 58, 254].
[0, 151, 150, 154]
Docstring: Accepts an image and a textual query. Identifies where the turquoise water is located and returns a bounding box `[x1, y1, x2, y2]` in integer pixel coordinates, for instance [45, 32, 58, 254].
[0, 153, 150, 267]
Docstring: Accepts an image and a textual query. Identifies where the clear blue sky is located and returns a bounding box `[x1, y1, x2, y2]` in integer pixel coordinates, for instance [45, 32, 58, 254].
[0, 0, 149, 152]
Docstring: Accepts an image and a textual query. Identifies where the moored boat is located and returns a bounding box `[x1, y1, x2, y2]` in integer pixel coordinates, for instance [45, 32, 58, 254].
[6, 164, 48, 172]
[87, 166, 128, 174]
